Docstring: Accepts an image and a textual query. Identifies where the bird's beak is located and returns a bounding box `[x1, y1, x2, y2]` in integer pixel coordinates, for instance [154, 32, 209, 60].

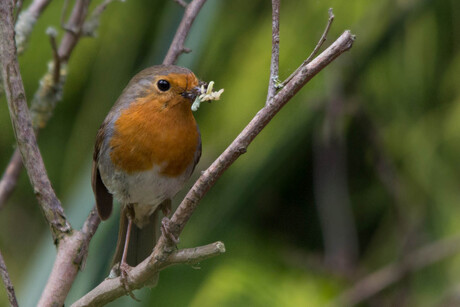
[181, 81, 208, 102]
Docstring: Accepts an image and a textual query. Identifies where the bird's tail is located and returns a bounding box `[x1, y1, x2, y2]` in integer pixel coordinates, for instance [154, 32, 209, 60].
[111, 207, 160, 268]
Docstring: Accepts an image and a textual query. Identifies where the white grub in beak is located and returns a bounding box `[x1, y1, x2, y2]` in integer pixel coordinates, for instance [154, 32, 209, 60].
[191, 81, 224, 112]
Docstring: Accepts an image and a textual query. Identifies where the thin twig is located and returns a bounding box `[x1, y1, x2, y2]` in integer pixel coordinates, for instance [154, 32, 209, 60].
[15, 0, 53, 54]
[89, 0, 116, 21]
[265, 0, 280, 105]
[82, 0, 121, 36]
[73, 30, 355, 305]
[59, 0, 90, 61]
[71, 241, 226, 306]
[81, 207, 102, 242]
[0, 0, 89, 209]
[0, 0, 71, 241]
[13, 0, 23, 22]
[61, 0, 70, 29]
[47, 27, 60, 84]
[305, 8, 334, 64]
[0, 250, 18, 307]
[281, 8, 334, 87]
[26, 0, 52, 17]
[159, 241, 226, 269]
[163, 0, 207, 65]
[173, 0, 188, 8]
[0, 149, 22, 209]
[0, 0, 95, 207]
[162, 30, 354, 252]
[333, 234, 460, 306]
[0, 0, 54, 207]
[78, 206, 102, 268]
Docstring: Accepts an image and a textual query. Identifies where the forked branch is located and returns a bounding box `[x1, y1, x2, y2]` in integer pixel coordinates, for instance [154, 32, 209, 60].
[0, 0, 71, 241]
[73, 28, 355, 306]
[163, 0, 207, 65]
[282, 8, 335, 87]
[40, 0, 210, 305]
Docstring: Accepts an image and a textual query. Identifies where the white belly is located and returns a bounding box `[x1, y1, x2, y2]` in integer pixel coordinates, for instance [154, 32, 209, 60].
[98, 161, 192, 227]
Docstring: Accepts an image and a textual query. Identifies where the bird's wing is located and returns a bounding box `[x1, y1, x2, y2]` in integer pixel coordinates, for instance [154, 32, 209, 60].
[92, 121, 113, 220]
[191, 127, 202, 174]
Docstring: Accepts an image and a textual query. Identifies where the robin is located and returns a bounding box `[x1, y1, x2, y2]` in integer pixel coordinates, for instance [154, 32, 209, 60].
[92, 65, 204, 279]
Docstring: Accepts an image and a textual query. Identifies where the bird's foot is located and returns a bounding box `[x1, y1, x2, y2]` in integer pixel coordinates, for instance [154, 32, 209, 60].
[161, 217, 180, 245]
[119, 262, 140, 302]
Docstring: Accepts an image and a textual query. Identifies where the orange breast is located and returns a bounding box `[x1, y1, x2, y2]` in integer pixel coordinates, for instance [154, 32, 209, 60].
[109, 94, 199, 177]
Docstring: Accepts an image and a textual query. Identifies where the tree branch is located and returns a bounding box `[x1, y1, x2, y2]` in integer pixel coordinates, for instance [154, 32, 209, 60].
[265, 0, 280, 105]
[0, 0, 51, 95]
[36, 0, 198, 303]
[37, 0, 123, 301]
[0, 0, 112, 209]
[38, 207, 101, 306]
[15, 0, 53, 54]
[0, 0, 55, 209]
[305, 8, 334, 65]
[160, 241, 226, 269]
[82, 0, 120, 36]
[13, 0, 24, 22]
[162, 0, 207, 65]
[162, 29, 355, 254]
[46, 27, 61, 85]
[0, 0, 112, 304]
[173, 0, 188, 8]
[71, 241, 225, 306]
[39, 0, 199, 303]
[333, 234, 460, 306]
[30, 0, 91, 130]
[0, 150, 22, 210]
[0, 0, 71, 241]
[281, 8, 334, 87]
[59, 0, 89, 61]
[0, 250, 18, 307]
[73, 29, 355, 306]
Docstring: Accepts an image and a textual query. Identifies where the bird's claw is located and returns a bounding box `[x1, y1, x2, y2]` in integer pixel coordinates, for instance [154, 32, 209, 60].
[119, 262, 140, 302]
[161, 217, 180, 245]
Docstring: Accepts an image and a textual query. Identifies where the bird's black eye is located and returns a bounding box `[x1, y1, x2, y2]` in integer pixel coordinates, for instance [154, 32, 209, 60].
[157, 79, 170, 91]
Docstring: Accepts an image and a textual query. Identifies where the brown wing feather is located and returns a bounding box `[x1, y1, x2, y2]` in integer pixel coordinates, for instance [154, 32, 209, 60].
[191, 127, 202, 174]
[92, 122, 113, 220]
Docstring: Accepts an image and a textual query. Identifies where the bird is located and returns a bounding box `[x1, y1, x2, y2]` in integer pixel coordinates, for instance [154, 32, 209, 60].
[92, 65, 203, 279]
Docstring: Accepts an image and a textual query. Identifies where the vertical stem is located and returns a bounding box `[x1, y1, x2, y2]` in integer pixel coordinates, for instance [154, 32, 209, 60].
[162, 0, 207, 65]
[266, 0, 280, 105]
[0, 0, 71, 240]
[0, 149, 22, 209]
[0, 250, 18, 307]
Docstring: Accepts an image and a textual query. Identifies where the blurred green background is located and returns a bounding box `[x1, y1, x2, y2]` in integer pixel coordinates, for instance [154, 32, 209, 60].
[1, 0, 460, 306]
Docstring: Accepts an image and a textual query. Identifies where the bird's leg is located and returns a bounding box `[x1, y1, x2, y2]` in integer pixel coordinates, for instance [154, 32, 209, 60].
[159, 199, 180, 245]
[120, 209, 140, 301]
[160, 199, 172, 217]
[120, 217, 132, 277]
